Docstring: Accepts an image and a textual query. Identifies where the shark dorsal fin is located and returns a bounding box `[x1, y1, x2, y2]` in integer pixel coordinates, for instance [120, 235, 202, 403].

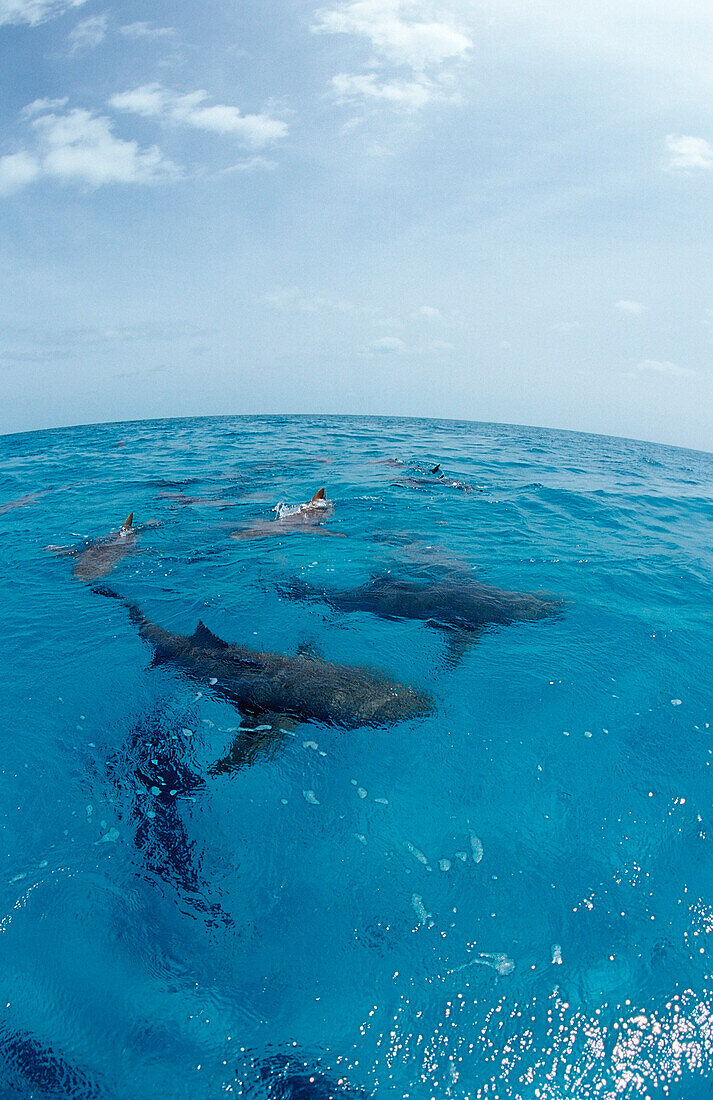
[121, 512, 134, 531]
[430, 465, 441, 474]
[309, 488, 325, 503]
[191, 621, 229, 649]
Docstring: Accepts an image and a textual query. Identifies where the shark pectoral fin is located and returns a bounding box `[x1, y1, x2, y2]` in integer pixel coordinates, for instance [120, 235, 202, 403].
[441, 627, 480, 667]
[209, 714, 298, 776]
[296, 641, 326, 661]
[44, 543, 78, 558]
[190, 621, 230, 649]
[309, 487, 326, 502]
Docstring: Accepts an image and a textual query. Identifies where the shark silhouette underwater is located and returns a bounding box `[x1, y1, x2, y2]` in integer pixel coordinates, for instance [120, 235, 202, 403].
[46, 512, 157, 582]
[242, 1053, 366, 1100]
[94, 588, 432, 773]
[0, 1025, 103, 1099]
[231, 488, 345, 541]
[277, 570, 564, 662]
[106, 709, 235, 924]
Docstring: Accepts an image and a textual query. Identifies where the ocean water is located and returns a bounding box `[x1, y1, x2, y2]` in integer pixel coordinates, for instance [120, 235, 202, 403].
[1, 414, 713, 1099]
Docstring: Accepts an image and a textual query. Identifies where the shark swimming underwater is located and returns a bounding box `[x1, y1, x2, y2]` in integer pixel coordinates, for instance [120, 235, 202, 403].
[94, 589, 432, 770]
[46, 513, 155, 582]
[231, 488, 345, 540]
[277, 570, 564, 662]
[0, 489, 52, 515]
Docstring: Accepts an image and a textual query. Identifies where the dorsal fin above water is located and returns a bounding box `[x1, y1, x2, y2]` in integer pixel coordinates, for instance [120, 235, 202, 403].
[309, 488, 325, 502]
[191, 621, 229, 649]
[121, 512, 134, 530]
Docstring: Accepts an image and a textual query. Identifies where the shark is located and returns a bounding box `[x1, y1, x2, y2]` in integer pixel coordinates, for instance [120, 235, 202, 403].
[253, 1053, 366, 1100]
[0, 1026, 103, 1099]
[276, 570, 564, 663]
[158, 490, 238, 509]
[46, 513, 155, 582]
[231, 488, 345, 540]
[94, 589, 433, 772]
[0, 489, 53, 515]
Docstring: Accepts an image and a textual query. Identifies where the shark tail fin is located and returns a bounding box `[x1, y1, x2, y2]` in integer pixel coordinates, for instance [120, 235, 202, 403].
[309, 488, 325, 503]
[431, 464, 441, 474]
[121, 512, 134, 531]
[91, 585, 148, 631]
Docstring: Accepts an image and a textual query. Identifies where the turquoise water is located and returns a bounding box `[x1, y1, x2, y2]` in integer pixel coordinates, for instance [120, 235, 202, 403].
[2, 413, 713, 1099]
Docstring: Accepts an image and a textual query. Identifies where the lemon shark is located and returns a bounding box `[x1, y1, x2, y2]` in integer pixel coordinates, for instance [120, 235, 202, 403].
[46, 513, 157, 583]
[277, 571, 564, 662]
[231, 488, 345, 540]
[94, 588, 432, 772]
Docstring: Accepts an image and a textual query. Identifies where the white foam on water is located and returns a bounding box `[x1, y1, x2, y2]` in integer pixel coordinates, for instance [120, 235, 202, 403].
[405, 841, 431, 870]
[470, 832, 484, 863]
[303, 790, 319, 805]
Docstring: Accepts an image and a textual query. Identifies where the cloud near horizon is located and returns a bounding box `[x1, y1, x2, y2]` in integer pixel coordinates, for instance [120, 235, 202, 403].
[636, 359, 694, 378]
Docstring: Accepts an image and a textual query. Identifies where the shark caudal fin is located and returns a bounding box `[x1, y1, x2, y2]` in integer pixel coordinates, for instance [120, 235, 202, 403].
[90, 585, 150, 633]
[121, 512, 134, 531]
[309, 488, 325, 503]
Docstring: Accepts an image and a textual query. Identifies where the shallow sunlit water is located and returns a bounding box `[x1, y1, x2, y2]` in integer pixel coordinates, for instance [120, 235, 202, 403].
[2, 413, 713, 1099]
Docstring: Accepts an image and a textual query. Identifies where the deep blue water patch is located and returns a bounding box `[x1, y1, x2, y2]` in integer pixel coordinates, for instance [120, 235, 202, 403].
[1, 414, 713, 1099]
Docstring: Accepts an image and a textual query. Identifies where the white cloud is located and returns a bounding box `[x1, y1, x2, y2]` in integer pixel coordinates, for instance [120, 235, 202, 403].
[372, 335, 405, 351]
[0, 0, 86, 26]
[119, 21, 175, 40]
[665, 134, 713, 171]
[313, 0, 471, 70]
[0, 105, 178, 195]
[20, 97, 68, 118]
[68, 12, 108, 54]
[417, 304, 442, 320]
[313, 0, 472, 111]
[636, 359, 693, 377]
[331, 72, 433, 110]
[0, 151, 40, 195]
[552, 321, 580, 334]
[429, 338, 453, 350]
[110, 84, 288, 148]
[616, 299, 645, 315]
[219, 156, 279, 174]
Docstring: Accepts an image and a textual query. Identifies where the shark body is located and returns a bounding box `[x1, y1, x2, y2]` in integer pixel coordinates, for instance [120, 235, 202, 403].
[278, 572, 564, 660]
[96, 590, 432, 770]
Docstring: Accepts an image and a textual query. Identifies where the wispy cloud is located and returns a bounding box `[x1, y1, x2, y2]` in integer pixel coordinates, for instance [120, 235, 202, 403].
[67, 12, 108, 55]
[417, 304, 442, 320]
[313, 0, 471, 70]
[665, 134, 713, 171]
[110, 84, 288, 148]
[0, 104, 178, 195]
[616, 300, 645, 315]
[636, 359, 693, 378]
[119, 21, 176, 40]
[372, 335, 405, 352]
[313, 0, 472, 112]
[0, 0, 86, 26]
[265, 287, 355, 312]
[331, 72, 434, 110]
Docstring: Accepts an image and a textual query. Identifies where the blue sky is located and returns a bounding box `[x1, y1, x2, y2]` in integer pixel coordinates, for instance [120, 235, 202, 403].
[2, 0, 713, 451]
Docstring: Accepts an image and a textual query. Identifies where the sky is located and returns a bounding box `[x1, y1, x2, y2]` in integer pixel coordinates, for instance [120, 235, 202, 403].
[2, 0, 713, 451]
